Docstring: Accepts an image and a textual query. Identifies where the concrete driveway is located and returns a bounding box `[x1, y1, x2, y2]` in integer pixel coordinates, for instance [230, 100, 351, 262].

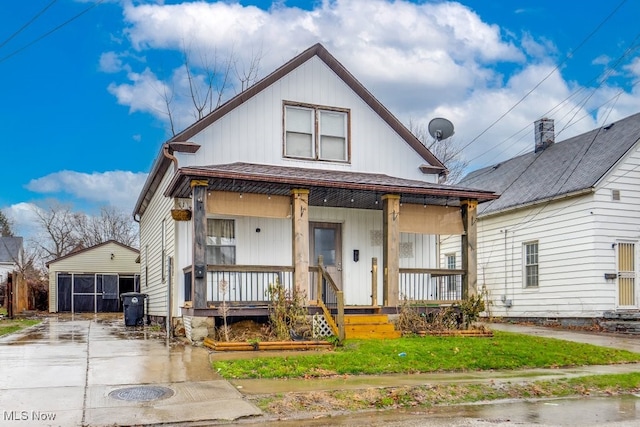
[0, 314, 261, 426]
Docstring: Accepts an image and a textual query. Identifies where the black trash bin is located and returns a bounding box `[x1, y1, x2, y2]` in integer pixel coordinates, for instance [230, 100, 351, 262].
[120, 292, 148, 326]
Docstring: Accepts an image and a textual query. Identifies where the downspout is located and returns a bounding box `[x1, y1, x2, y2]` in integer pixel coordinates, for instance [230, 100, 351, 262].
[167, 256, 172, 339]
[163, 143, 179, 172]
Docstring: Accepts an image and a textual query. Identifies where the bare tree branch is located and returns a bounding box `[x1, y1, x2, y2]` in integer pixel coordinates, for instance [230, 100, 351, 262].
[409, 119, 469, 184]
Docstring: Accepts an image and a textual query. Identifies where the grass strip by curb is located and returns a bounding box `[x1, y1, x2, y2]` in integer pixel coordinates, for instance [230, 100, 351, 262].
[251, 372, 640, 415]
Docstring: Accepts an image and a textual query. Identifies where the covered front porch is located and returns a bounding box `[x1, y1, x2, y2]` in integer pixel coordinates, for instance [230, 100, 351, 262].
[167, 162, 497, 338]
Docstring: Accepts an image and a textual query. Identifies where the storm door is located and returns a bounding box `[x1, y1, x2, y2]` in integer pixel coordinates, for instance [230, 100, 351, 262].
[97, 274, 119, 312]
[310, 222, 343, 289]
[617, 242, 637, 307]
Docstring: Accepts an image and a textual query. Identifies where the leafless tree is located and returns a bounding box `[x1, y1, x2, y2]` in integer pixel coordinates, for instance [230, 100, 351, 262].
[30, 201, 81, 261]
[73, 206, 138, 249]
[0, 209, 13, 237]
[164, 44, 263, 136]
[409, 119, 469, 184]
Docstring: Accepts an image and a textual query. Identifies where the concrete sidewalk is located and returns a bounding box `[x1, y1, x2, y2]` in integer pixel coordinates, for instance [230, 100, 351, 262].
[0, 315, 261, 426]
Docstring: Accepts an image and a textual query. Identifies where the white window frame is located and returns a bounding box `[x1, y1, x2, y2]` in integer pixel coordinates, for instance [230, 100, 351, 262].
[284, 102, 350, 162]
[524, 241, 539, 288]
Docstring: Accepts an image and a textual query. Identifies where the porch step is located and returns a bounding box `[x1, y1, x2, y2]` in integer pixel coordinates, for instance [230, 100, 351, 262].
[344, 314, 401, 339]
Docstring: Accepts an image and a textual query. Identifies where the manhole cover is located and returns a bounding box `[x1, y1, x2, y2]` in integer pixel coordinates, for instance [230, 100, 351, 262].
[109, 386, 174, 402]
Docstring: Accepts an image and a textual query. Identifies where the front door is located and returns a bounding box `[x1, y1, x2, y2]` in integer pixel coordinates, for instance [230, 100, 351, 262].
[310, 222, 343, 289]
[617, 242, 637, 308]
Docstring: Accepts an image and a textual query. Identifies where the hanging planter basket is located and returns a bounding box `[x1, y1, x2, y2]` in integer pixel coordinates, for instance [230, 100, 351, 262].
[171, 209, 192, 221]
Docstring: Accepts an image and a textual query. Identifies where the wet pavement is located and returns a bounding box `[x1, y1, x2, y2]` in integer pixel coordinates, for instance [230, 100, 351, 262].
[2, 317, 640, 426]
[0, 314, 261, 426]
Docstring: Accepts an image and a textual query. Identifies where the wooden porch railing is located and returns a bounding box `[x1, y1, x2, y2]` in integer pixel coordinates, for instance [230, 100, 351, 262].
[206, 265, 294, 304]
[399, 268, 465, 303]
[311, 256, 345, 341]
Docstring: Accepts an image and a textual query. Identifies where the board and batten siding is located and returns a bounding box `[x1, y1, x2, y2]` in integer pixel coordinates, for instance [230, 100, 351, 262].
[48, 242, 139, 313]
[175, 56, 436, 184]
[140, 167, 176, 318]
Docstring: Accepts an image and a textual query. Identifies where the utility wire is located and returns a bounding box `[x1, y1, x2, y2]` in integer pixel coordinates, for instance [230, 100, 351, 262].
[454, 0, 628, 159]
[0, 0, 57, 50]
[0, 0, 104, 65]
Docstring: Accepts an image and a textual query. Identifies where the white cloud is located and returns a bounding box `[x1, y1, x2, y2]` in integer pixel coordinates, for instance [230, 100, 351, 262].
[25, 170, 148, 212]
[3, 203, 40, 240]
[99, 51, 124, 73]
[98, 0, 640, 173]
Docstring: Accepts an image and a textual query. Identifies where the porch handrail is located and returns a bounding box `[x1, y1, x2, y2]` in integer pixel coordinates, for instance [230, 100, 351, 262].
[205, 265, 295, 304]
[314, 256, 345, 341]
[399, 267, 465, 303]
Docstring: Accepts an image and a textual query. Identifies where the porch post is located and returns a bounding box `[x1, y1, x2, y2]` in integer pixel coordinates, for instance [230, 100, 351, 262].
[291, 189, 310, 296]
[382, 194, 400, 306]
[461, 199, 478, 299]
[191, 180, 208, 309]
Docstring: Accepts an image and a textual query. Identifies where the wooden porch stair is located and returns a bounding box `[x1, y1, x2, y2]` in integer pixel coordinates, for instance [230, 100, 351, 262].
[344, 314, 401, 339]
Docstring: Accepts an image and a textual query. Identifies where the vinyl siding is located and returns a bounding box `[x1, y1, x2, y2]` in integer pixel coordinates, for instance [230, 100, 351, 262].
[139, 168, 176, 317]
[440, 142, 640, 318]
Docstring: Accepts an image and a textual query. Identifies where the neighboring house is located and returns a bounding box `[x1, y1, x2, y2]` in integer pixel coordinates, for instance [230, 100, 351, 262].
[133, 43, 497, 339]
[47, 240, 140, 313]
[0, 236, 23, 285]
[443, 112, 640, 324]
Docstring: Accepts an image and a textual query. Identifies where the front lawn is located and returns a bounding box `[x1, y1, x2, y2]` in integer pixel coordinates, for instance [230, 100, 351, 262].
[0, 315, 40, 337]
[213, 331, 640, 379]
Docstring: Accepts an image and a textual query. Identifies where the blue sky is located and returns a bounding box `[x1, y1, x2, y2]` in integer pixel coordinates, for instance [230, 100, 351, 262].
[2, 0, 640, 237]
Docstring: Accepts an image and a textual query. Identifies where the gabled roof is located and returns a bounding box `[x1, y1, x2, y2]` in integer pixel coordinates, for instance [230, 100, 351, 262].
[0, 236, 22, 264]
[45, 240, 139, 268]
[460, 112, 640, 216]
[134, 43, 446, 218]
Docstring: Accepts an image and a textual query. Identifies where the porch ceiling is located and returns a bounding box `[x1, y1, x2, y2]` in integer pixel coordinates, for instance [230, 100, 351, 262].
[165, 162, 498, 210]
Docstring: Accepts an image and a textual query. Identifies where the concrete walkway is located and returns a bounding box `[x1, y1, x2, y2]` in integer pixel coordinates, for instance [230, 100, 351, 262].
[0, 315, 261, 426]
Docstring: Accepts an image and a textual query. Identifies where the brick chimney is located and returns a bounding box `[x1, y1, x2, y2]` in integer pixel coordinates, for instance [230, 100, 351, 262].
[534, 118, 554, 153]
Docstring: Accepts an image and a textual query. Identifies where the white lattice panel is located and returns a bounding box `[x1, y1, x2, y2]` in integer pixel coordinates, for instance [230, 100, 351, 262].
[312, 314, 335, 338]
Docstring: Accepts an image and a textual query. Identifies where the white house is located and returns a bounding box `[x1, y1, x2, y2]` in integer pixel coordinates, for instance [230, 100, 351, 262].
[442, 113, 640, 326]
[133, 44, 497, 340]
[0, 236, 23, 286]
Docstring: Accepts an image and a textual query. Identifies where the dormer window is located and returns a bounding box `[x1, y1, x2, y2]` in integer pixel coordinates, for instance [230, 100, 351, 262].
[284, 103, 349, 162]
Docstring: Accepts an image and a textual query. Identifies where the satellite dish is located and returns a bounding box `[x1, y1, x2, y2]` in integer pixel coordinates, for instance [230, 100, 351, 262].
[428, 117, 455, 141]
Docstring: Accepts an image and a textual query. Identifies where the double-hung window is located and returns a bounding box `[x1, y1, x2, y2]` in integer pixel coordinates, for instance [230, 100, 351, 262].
[524, 241, 539, 287]
[206, 219, 236, 265]
[284, 103, 349, 162]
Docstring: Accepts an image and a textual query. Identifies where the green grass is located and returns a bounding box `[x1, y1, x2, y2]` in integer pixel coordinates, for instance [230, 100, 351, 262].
[213, 331, 640, 379]
[0, 318, 40, 336]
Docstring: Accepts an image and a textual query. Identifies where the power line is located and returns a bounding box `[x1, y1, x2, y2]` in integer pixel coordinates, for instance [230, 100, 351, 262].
[454, 0, 629, 159]
[0, 0, 104, 65]
[0, 0, 57, 50]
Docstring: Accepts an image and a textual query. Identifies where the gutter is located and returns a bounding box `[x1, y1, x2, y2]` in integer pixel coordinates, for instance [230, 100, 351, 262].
[478, 187, 594, 220]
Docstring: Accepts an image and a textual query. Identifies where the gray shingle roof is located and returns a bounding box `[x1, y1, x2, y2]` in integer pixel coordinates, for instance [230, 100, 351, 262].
[460, 112, 640, 215]
[0, 236, 23, 263]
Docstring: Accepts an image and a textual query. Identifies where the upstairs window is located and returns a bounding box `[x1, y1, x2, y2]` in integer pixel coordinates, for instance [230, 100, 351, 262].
[284, 103, 349, 162]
